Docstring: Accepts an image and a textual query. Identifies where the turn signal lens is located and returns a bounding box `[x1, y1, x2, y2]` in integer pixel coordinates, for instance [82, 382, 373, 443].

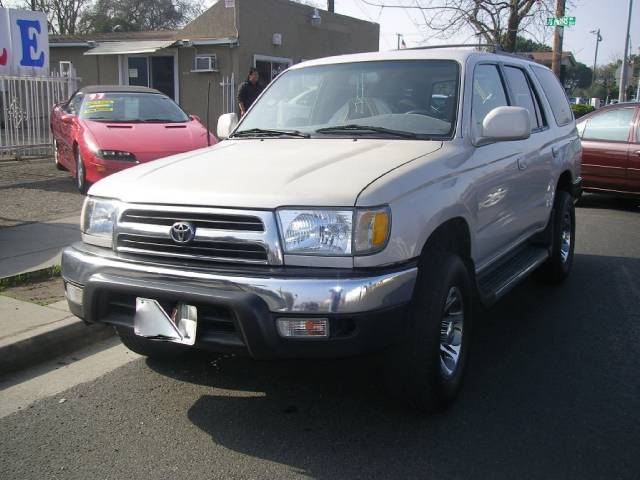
[276, 318, 329, 338]
[354, 207, 391, 254]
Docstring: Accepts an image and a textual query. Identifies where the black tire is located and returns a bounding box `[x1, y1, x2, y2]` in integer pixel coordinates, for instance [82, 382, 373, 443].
[116, 327, 188, 359]
[536, 190, 575, 284]
[75, 148, 88, 194]
[385, 252, 473, 412]
[53, 140, 65, 170]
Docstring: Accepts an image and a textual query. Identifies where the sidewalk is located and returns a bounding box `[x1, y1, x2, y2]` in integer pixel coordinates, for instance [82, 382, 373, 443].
[0, 215, 80, 279]
[0, 295, 112, 376]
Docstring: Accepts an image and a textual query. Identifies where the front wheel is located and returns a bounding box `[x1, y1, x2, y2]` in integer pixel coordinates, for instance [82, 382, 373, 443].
[53, 140, 65, 170]
[385, 252, 473, 412]
[75, 148, 88, 194]
[536, 191, 575, 284]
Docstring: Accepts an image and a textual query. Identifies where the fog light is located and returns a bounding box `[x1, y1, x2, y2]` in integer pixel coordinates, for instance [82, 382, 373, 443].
[65, 282, 84, 305]
[276, 318, 329, 338]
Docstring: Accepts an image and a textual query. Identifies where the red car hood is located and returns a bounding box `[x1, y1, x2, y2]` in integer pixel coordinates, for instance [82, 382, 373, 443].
[83, 120, 210, 162]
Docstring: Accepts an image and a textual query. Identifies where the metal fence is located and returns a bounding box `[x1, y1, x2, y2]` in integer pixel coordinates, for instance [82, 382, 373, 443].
[0, 74, 79, 161]
[219, 73, 236, 115]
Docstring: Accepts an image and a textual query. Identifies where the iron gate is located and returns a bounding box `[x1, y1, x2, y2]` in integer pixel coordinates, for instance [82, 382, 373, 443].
[0, 74, 80, 161]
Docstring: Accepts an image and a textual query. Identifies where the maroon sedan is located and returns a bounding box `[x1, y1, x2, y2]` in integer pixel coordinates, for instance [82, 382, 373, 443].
[576, 102, 640, 198]
[51, 85, 215, 193]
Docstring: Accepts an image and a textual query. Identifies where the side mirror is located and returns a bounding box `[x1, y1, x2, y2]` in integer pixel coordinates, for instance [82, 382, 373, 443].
[478, 106, 530, 144]
[216, 112, 238, 140]
[189, 114, 201, 122]
[60, 113, 75, 124]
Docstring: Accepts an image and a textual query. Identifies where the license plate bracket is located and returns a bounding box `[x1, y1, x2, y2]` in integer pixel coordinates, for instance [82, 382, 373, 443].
[133, 298, 197, 346]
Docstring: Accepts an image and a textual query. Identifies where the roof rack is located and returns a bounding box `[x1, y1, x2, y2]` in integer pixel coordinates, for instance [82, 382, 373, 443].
[405, 43, 535, 60]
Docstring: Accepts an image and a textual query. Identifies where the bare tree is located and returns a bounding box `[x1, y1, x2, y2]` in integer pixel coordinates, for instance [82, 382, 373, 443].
[361, 0, 558, 52]
[21, 0, 90, 35]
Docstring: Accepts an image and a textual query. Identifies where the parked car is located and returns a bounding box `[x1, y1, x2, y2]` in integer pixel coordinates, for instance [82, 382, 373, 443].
[576, 102, 639, 198]
[62, 48, 581, 412]
[50, 85, 215, 193]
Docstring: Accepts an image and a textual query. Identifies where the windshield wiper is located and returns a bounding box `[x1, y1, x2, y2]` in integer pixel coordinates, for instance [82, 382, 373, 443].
[231, 128, 310, 138]
[315, 124, 418, 139]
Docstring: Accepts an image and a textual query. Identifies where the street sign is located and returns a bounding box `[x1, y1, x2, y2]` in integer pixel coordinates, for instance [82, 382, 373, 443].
[546, 16, 576, 27]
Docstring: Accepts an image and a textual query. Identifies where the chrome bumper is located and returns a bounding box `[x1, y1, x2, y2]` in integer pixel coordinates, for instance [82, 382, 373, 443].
[61, 243, 418, 316]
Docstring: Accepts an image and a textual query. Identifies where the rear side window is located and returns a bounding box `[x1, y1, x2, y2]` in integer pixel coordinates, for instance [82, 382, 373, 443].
[582, 107, 635, 142]
[532, 66, 573, 126]
[472, 64, 508, 136]
[504, 66, 541, 131]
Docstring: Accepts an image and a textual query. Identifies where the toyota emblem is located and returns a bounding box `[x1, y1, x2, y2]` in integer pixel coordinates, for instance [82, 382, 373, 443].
[170, 221, 196, 244]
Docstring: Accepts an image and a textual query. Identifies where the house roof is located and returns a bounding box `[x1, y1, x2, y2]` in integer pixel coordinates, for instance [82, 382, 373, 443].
[520, 51, 577, 67]
[50, 30, 178, 44]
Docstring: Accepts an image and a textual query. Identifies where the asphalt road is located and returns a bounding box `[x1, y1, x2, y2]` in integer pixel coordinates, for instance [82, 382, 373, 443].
[0, 158, 84, 228]
[1, 194, 639, 480]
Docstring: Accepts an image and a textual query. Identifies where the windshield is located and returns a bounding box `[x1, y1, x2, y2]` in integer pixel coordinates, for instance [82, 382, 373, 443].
[236, 60, 459, 139]
[79, 92, 189, 123]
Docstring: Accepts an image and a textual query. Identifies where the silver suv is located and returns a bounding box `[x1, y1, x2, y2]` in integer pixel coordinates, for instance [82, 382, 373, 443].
[62, 47, 582, 411]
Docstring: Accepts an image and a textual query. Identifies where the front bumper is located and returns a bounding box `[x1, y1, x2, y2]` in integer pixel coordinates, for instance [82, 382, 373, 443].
[61, 244, 417, 359]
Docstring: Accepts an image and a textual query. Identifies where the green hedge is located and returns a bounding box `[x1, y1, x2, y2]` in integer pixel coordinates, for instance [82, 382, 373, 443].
[571, 104, 595, 118]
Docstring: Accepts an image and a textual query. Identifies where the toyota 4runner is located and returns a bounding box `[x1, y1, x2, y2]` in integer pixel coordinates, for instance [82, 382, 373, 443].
[62, 47, 582, 411]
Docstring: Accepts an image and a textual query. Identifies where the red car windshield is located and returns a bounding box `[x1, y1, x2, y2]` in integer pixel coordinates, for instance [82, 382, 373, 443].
[79, 92, 189, 123]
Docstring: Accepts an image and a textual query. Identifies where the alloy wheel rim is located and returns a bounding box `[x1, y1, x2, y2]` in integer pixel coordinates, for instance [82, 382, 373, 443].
[77, 153, 84, 189]
[439, 286, 464, 378]
[560, 211, 572, 264]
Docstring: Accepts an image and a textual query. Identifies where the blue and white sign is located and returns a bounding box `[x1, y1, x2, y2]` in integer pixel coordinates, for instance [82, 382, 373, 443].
[1, 8, 49, 77]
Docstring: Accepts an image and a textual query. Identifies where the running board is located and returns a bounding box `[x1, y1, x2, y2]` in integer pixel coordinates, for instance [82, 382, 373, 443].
[477, 245, 549, 306]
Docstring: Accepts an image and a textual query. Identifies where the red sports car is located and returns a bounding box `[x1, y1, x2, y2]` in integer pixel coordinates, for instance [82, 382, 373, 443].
[51, 85, 215, 193]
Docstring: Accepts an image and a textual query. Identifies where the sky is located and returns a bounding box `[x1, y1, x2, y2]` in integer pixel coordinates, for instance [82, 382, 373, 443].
[310, 0, 640, 67]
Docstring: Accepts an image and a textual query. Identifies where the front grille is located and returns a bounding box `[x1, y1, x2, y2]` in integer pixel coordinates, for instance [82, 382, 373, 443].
[121, 209, 264, 232]
[115, 205, 280, 266]
[117, 234, 268, 262]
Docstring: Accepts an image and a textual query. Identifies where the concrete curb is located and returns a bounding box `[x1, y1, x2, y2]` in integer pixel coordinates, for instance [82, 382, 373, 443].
[0, 265, 61, 286]
[0, 316, 115, 377]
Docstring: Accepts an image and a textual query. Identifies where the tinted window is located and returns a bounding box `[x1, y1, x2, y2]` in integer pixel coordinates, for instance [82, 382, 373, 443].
[79, 92, 189, 123]
[582, 108, 635, 142]
[504, 66, 539, 130]
[532, 66, 573, 126]
[472, 64, 508, 136]
[67, 93, 83, 114]
[238, 60, 460, 138]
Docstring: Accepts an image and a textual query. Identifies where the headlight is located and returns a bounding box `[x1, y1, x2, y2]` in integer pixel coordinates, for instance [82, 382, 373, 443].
[81, 197, 119, 248]
[96, 150, 137, 162]
[279, 209, 353, 256]
[278, 207, 390, 256]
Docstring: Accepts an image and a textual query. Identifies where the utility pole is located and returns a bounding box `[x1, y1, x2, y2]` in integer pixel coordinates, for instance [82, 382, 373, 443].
[327, 0, 334, 12]
[619, 0, 634, 102]
[590, 29, 602, 87]
[551, 0, 566, 79]
[397, 33, 402, 50]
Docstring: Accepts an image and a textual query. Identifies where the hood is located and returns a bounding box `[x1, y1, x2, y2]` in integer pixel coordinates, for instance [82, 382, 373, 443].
[89, 138, 442, 208]
[83, 120, 209, 160]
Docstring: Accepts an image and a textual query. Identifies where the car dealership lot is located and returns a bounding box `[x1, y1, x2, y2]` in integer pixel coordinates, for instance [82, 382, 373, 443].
[0, 194, 639, 479]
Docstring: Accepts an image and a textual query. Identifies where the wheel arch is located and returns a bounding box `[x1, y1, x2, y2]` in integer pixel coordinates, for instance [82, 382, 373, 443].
[419, 216, 473, 272]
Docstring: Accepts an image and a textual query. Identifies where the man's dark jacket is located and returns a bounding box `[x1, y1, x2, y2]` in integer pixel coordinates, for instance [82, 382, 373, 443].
[237, 81, 264, 111]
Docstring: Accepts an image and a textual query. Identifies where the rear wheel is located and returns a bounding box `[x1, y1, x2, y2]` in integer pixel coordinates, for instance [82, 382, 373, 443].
[75, 148, 88, 194]
[385, 252, 473, 412]
[536, 190, 575, 284]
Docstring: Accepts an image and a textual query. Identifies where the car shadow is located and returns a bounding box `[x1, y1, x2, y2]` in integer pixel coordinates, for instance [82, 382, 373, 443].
[144, 252, 640, 479]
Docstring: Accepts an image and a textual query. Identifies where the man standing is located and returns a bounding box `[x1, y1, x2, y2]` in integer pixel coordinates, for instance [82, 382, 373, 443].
[237, 68, 264, 116]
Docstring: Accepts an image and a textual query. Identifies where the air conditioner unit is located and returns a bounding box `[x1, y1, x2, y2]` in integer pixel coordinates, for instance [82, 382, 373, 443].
[194, 55, 218, 72]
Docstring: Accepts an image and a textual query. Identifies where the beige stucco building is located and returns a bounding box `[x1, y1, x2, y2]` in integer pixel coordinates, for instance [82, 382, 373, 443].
[50, 0, 379, 124]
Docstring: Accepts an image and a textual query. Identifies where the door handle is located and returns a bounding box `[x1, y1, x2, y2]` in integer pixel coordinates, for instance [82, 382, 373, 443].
[517, 157, 527, 170]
